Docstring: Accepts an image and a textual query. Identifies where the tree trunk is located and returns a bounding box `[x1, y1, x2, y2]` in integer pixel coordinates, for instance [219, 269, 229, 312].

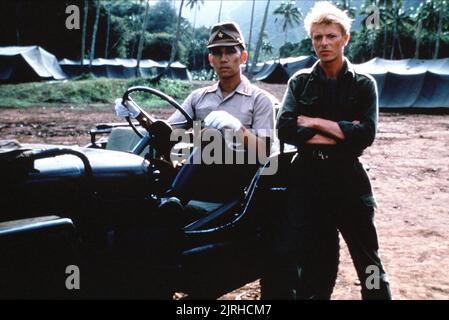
[81, 0, 89, 67]
[433, 5, 442, 59]
[245, 0, 256, 73]
[168, 0, 184, 70]
[193, 2, 198, 30]
[414, 18, 422, 58]
[382, 21, 387, 58]
[393, 28, 404, 59]
[192, 3, 198, 69]
[396, 23, 404, 58]
[390, 22, 397, 59]
[250, 0, 271, 78]
[136, 1, 150, 77]
[15, 1, 22, 45]
[382, 0, 390, 58]
[88, 0, 101, 69]
[390, 1, 403, 59]
[217, 0, 223, 23]
[104, 3, 111, 59]
[370, 30, 376, 59]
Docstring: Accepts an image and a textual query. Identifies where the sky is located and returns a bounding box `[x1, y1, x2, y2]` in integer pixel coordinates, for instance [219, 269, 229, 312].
[159, 0, 423, 50]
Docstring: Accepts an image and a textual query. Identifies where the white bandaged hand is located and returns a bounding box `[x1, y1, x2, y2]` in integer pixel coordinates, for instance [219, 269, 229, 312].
[114, 98, 141, 118]
[204, 110, 242, 131]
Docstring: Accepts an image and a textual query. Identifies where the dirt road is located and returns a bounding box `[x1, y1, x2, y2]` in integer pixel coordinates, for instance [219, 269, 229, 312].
[1, 83, 448, 300]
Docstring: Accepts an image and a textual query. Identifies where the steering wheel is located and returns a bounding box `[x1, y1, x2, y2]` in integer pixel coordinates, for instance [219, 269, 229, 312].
[121, 86, 194, 159]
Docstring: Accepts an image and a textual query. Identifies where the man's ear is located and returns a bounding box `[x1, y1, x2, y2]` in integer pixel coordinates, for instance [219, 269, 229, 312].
[208, 53, 214, 67]
[241, 50, 248, 64]
[343, 33, 350, 47]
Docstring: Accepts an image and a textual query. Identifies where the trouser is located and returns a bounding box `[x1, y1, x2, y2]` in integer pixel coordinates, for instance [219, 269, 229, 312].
[169, 136, 259, 204]
[261, 158, 391, 300]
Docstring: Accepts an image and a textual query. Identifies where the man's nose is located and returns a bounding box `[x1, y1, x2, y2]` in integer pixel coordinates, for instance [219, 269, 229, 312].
[218, 52, 229, 60]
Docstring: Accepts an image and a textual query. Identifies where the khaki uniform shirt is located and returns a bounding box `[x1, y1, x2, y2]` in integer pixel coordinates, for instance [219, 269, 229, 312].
[168, 76, 275, 139]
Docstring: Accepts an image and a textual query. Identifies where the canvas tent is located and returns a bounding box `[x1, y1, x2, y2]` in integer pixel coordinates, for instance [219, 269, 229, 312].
[0, 46, 67, 83]
[253, 55, 449, 110]
[59, 58, 191, 80]
[354, 58, 449, 110]
[253, 56, 318, 83]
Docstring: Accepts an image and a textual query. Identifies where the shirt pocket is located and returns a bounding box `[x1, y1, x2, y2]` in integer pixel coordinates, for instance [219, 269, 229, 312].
[297, 95, 319, 117]
[237, 111, 253, 129]
[196, 106, 215, 121]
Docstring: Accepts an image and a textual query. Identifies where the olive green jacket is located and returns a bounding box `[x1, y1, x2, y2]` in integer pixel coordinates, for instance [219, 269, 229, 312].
[276, 58, 378, 157]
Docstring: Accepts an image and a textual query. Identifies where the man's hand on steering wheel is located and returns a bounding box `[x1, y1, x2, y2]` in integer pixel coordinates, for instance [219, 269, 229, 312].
[114, 98, 141, 119]
[204, 110, 242, 132]
[203, 110, 246, 152]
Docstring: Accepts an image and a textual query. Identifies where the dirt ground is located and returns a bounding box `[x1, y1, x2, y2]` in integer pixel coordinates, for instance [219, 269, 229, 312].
[1, 82, 448, 300]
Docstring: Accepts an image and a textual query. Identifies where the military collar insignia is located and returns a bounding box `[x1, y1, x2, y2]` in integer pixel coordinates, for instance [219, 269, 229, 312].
[205, 83, 219, 93]
[235, 76, 252, 96]
[204, 77, 252, 96]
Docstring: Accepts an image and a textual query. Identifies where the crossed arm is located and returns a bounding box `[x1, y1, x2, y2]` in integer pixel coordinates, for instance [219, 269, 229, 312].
[297, 115, 360, 145]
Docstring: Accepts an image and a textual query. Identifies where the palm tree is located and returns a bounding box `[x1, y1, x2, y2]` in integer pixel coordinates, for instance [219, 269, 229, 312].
[362, 0, 381, 59]
[273, 1, 302, 45]
[380, 0, 410, 59]
[250, 0, 271, 77]
[104, 1, 112, 59]
[389, 0, 403, 59]
[335, 0, 357, 17]
[88, 0, 101, 69]
[186, 0, 203, 31]
[136, 0, 150, 77]
[186, 0, 204, 68]
[217, 0, 223, 23]
[417, 0, 441, 59]
[14, 1, 23, 45]
[81, 0, 89, 67]
[245, 0, 256, 73]
[433, 0, 447, 59]
[168, 0, 185, 68]
[378, 0, 392, 58]
[413, 1, 428, 59]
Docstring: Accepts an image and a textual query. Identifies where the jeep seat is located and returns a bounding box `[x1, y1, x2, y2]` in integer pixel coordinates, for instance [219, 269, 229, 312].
[0, 216, 80, 299]
[106, 126, 148, 156]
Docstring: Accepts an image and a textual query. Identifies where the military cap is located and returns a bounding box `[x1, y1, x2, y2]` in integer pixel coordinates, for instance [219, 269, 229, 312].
[207, 21, 246, 50]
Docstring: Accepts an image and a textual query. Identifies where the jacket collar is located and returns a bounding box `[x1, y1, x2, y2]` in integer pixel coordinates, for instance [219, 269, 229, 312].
[311, 57, 355, 82]
[205, 75, 252, 96]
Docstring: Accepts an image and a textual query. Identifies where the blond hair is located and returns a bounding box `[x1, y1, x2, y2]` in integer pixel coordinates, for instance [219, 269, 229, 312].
[304, 1, 353, 37]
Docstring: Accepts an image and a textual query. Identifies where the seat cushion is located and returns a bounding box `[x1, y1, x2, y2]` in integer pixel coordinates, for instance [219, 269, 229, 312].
[106, 127, 148, 156]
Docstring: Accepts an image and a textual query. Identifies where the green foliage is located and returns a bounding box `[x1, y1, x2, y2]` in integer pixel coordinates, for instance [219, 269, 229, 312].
[351, 0, 449, 61]
[145, 1, 177, 33]
[186, 26, 210, 70]
[2, 0, 449, 66]
[108, 16, 128, 58]
[334, 0, 357, 18]
[279, 39, 314, 58]
[273, 0, 303, 44]
[110, 1, 142, 17]
[191, 69, 215, 81]
[145, 33, 185, 61]
[0, 78, 192, 109]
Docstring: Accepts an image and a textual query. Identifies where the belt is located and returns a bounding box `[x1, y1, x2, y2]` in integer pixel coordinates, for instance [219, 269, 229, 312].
[299, 148, 355, 161]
